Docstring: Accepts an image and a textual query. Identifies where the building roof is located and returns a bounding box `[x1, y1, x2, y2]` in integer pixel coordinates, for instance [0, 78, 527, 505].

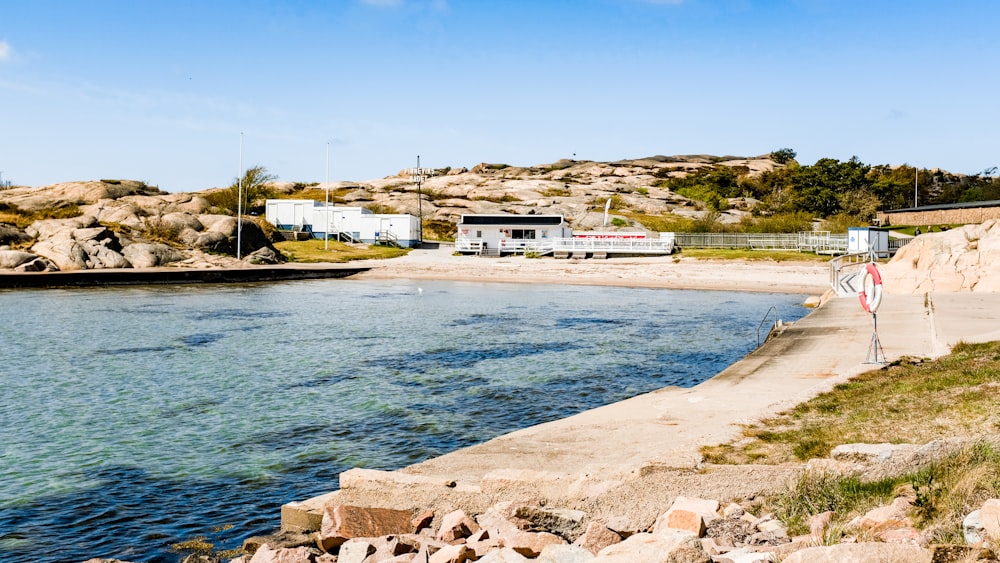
[882, 199, 1000, 214]
[458, 214, 564, 226]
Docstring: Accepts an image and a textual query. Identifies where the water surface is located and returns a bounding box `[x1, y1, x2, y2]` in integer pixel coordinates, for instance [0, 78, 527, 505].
[0, 279, 809, 562]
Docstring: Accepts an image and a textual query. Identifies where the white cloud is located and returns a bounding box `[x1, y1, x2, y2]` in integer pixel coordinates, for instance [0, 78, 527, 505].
[0, 40, 12, 62]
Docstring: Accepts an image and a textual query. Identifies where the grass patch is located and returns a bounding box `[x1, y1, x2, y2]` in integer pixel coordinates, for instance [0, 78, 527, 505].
[700, 341, 1000, 465]
[470, 193, 522, 203]
[274, 238, 409, 263]
[758, 441, 1000, 543]
[538, 187, 572, 197]
[0, 203, 84, 229]
[678, 248, 831, 262]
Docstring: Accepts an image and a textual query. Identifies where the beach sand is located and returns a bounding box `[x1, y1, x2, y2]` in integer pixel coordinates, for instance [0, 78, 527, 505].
[349, 247, 831, 295]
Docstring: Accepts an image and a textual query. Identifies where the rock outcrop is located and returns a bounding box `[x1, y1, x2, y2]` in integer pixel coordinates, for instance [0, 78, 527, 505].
[0, 180, 282, 271]
[882, 219, 1000, 293]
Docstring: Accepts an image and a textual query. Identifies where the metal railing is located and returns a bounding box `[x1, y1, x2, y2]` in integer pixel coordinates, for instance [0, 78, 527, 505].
[673, 232, 849, 253]
[455, 237, 675, 255]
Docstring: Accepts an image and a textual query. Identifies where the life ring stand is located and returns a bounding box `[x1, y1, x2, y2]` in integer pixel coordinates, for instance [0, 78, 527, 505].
[858, 262, 883, 313]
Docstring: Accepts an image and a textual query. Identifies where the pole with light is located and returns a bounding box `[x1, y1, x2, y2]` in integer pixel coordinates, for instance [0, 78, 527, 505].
[325, 142, 330, 250]
[406, 156, 433, 244]
[237, 132, 244, 260]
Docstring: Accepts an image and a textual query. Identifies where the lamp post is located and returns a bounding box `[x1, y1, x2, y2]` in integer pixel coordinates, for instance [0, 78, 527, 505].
[405, 155, 433, 244]
[914, 167, 919, 208]
[325, 142, 330, 250]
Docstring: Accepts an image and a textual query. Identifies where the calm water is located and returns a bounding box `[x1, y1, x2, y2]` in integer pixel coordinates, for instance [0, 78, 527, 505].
[0, 279, 809, 563]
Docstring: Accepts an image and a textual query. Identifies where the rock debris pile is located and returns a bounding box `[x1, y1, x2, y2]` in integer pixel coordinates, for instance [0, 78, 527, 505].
[82, 493, 999, 562]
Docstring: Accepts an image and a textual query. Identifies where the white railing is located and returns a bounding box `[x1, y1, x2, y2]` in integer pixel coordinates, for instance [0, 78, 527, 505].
[454, 236, 675, 255]
[673, 232, 849, 253]
[552, 237, 674, 253]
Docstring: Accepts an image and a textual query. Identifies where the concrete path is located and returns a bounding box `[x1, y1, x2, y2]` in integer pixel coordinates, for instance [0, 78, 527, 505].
[282, 291, 1000, 531]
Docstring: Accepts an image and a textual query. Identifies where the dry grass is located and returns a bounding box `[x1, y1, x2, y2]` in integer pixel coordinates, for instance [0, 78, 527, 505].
[701, 341, 1000, 465]
[678, 248, 832, 263]
[274, 238, 408, 263]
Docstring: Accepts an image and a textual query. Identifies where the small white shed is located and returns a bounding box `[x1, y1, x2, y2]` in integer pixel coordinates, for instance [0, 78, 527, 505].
[848, 227, 890, 258]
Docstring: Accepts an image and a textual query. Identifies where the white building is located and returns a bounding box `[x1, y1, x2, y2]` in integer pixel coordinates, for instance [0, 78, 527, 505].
[265, 199, 422, 248]
[455, 214, 573, 254]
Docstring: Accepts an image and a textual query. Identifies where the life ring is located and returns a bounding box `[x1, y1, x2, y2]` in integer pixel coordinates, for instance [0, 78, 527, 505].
[858, 262, 883, 313]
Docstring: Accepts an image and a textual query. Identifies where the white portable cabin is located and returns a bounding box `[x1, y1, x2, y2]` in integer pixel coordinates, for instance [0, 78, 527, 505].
[847, 227, 889, 259]
[455, 214, 572, 253]
[265, 199, 421, 247]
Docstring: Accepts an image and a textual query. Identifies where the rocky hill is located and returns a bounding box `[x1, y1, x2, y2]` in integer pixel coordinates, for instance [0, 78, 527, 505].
[0, 155, 781, 272]
[292, 154, 779, 230]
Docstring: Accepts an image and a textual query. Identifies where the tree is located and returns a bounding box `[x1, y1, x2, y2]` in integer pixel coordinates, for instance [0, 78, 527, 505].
[770, 148, 797, 165]
[208, 165, 277, 215]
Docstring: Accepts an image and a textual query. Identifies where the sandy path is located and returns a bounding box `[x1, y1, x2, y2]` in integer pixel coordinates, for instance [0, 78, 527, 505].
[349, 247, 831, 295]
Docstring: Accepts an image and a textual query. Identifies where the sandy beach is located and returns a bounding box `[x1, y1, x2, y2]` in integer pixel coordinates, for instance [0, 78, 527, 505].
[349, 247, 831, 295]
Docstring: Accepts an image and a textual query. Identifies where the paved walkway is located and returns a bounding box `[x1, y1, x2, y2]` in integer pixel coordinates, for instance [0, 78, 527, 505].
[282, 291, 1000, 531]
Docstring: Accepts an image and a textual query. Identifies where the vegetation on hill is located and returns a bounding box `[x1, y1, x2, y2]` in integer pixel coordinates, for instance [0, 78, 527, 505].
[658, 149, 1000, 229]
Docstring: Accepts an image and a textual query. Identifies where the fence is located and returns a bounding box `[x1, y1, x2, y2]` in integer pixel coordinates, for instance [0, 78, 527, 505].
[673, 232, 848, 253]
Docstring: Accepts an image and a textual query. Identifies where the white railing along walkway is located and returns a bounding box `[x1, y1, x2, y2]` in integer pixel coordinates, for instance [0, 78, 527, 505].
[454, 236, 675, 255]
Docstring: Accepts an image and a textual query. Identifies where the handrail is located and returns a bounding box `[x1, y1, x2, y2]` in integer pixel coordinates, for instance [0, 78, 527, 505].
[756, 306, 778, 348]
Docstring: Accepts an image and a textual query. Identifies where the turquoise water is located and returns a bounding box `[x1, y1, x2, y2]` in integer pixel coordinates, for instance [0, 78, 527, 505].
[0, 279, 809, 562]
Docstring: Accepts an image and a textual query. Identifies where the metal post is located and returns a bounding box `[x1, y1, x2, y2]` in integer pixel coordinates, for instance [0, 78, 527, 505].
[405, 158, 433, 246]
[416, 155, 423, 243]
[237, 132, 243, 260]
[914, 167, 918, 208]
[325, 142, 330, 250]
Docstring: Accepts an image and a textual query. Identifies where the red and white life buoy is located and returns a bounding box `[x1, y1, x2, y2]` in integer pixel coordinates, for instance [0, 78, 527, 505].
[858, 262, 883, 313]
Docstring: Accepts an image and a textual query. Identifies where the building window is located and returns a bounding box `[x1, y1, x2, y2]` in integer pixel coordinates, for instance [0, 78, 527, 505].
[511, 229, 536, 239]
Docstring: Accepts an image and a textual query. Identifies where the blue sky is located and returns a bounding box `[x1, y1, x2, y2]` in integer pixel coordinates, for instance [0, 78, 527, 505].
[2, 0, 998, 192]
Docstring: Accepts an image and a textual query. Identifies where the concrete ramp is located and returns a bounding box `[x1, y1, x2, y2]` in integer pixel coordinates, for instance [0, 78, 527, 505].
[282, 293, 1000, 531]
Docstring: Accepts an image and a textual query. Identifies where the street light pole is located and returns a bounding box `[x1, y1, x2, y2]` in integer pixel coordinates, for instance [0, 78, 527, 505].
[325, 142, 330, 251]
[914, 167, 919, 208]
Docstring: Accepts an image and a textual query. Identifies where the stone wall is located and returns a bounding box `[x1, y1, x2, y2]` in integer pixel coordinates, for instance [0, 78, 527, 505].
[877, 205, 1000, 227]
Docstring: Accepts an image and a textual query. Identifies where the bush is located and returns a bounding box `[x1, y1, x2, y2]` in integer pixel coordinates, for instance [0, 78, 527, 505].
[742, 211, 814, 233]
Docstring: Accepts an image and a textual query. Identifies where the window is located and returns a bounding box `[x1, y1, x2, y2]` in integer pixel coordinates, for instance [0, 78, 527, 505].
[511, 229, 536, 239]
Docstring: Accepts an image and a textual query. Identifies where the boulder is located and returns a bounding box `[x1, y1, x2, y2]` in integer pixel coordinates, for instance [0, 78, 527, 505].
[882, 219, 1000, 293]
[857, 497, 913, 533]
[476, 548, 531, 562]
[194, 230, 232, 253]
[247, 543, 319, 563]
[593, 530, 708, 562]
[0, 224, 30, 245]
[122, 243, 183, 268]
[964, 509, 985, 545]
[245, 246, 283, 265]
[317, 505, 414, 551]
[436, 509, 480, 542]
[0, 249, 38, 269]
[428, 543, 475, 563]
[26, 215, 98, 240]
[653, 496, 720, 537]
[503, 531, 567, 558]
[535, 544, 595, 562]
[32, 238, 89, 270]
[159, 212, 204, 233]
[15, 256, 58, 272]
[337, 539, 375, 563]
[573, 521, 622, 555]
[779, 542, 932, 563]
[513, 506, 587, 540]
[981, 498, 1000, 542]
